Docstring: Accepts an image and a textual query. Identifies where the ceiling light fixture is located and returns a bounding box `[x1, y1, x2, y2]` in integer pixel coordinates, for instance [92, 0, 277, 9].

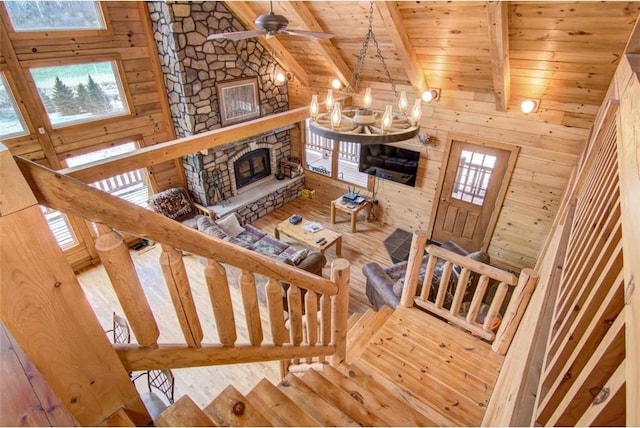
[308, 0, 422, 144]
[331, 78, 342, 90]
[421, 89, 439, 103]
[520, 99, 538, 114]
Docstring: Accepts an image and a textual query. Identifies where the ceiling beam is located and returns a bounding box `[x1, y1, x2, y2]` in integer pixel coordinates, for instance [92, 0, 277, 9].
[375, 1, 429, 96]
[283, 1, 352, 88]
[487, 1, 511, 111]
[222, 1, 310, 87]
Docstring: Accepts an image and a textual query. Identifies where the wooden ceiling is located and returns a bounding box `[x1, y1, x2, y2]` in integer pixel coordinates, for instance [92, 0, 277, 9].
[223, 1, 640, 110]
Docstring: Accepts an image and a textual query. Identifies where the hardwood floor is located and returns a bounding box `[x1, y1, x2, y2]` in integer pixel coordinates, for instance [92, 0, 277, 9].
[76, 193, 399, 409]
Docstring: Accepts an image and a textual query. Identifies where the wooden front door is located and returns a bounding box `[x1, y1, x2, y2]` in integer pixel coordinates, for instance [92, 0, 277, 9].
[431, 139, 517, 251]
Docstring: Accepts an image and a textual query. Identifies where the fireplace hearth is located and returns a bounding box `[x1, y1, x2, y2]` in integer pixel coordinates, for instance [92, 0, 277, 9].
[234, 148, 271, 190]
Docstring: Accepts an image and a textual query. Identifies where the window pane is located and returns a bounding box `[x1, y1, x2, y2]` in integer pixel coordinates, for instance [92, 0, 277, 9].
[337, 141, 368, 187]
[0, 73, 28, 139]
[65, 142, 149, 208]
[305, 129, 333, 177]
[451, 150, 496, 206]
[30, 61, 129, 128]
[5, 1, 105, 32]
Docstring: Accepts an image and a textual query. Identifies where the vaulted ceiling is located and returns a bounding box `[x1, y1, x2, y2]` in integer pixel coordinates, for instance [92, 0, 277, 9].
[221, 1, 640, 111]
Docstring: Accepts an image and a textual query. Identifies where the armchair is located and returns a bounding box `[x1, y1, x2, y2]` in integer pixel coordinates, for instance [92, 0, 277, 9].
[363, 240, 490, 310]
[148, 187, 214, 228]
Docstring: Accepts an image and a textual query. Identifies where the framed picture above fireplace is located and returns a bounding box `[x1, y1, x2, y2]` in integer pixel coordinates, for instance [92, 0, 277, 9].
[216, 77, 261, 126]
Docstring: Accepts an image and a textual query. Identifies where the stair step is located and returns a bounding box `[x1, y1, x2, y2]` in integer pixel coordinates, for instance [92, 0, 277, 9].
[346, 305, 394, 364]
[347, 311, 363, 332]
[155, 396, 217, 427]
[246, 378, 321, 426]
[300, 369, 388, 426]
[278, 373, 359, 427]
[333, 364, 436, 426]
[204, 385, 272, 427]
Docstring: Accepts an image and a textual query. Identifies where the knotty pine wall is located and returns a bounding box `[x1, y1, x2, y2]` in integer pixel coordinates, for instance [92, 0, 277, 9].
[0, 2, 181, 269]
[289, 78, 592, 270]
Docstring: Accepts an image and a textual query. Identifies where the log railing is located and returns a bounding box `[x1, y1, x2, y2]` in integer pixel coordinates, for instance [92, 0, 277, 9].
[399, 231, 538, 355]
[16, 155, 350, 374]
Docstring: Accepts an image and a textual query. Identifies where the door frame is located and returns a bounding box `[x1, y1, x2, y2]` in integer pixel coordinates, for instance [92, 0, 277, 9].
[428, 134, 520, 252]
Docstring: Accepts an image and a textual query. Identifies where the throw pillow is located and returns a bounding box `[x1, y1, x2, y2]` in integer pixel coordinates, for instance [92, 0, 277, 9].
[197, 216, 228, 239]
[289, 248, 309, 266]
[216, 213, 245, 237]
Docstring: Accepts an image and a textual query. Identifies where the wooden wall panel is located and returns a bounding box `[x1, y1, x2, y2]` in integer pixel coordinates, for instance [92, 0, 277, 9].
[291, 80, 589, 271]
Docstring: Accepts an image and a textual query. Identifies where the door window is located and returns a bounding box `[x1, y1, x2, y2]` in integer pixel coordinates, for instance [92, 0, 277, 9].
[451, 150, 496, 206]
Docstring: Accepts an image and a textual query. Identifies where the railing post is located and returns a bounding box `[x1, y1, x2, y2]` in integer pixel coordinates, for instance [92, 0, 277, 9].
[399, 230, 428, 307]
[492, 268, 539, 355]
[160, 244, 203, 347]
[330, 258, 350, 366]
[0, 146, 149, 425]
[95, 224, 160, 347]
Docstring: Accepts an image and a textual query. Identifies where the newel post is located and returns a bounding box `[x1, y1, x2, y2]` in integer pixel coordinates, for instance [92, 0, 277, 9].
[492, 268, 539, 355]
[330, 258, 350, 366]
[399, 230, 428, 307]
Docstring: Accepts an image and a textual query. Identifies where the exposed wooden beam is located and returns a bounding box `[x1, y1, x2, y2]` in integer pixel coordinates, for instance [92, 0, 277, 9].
[375, 1, 429, 96]
[283, 1, 352, 87]
[222, 1, 309, 87]
[487, 1, 511, 112]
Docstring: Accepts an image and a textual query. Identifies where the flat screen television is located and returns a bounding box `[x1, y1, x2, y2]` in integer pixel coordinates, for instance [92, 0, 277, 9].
[358, 144, 420, 187]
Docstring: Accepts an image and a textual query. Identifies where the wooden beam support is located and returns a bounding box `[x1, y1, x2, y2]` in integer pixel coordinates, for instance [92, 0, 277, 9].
[376, 2, 429, 95]
[487, 1, 511, 112]
[223, 1, 310, 87]
[283, 1, 352, 87]
[61, 107, 309, 183]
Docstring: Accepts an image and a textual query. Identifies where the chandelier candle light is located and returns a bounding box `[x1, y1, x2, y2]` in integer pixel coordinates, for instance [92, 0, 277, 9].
[307, 0, 424, 144]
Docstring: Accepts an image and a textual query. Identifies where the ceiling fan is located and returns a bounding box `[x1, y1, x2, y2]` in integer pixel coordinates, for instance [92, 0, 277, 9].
[207, 1, 334, 41]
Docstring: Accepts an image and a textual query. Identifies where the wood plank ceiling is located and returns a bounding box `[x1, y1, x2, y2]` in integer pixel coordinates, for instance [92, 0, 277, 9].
[221, 1, 640, 111]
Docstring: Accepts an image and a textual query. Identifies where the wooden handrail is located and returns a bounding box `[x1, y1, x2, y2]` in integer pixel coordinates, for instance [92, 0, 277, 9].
[15, 156, 337, 296]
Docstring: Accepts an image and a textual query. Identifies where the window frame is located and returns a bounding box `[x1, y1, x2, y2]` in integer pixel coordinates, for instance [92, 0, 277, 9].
[0, 68, 31, 140]
[24, 55, 134, 130]
[0, 2, 112, 39]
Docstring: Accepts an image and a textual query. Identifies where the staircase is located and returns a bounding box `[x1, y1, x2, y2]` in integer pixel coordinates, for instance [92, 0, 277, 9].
[151, 306, 504, 427]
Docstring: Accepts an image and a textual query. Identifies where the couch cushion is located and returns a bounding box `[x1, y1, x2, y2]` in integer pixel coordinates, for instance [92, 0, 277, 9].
[149, 188, 194, 221]
[182, 215, 204, 229]
[197, 216, 228, 239]
[252, 235, 289, 257]
[216, 213, 245, 237]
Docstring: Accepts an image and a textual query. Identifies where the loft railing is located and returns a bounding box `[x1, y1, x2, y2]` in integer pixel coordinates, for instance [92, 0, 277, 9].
[15, 156, 350, 374]
[399, 230, 538, 355]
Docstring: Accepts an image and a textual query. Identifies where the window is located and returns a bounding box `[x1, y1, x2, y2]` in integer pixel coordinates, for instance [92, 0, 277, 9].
[305, 125, 369, 188]
[0, 72, 28, 139]
[451, 149, 497, 206]
[41, 206, 78, 250]
[4, 1, 105, 32]
[30, 61, 129, 128]
[65, 142, 149, 208]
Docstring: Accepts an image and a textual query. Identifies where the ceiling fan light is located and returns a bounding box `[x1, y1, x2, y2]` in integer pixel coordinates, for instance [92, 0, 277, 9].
[521, 99, 537, 114]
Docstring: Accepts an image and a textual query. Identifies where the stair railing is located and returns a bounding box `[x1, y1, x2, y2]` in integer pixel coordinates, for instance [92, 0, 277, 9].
[16, 156, 350, 373]
[399, 231, 538, 355]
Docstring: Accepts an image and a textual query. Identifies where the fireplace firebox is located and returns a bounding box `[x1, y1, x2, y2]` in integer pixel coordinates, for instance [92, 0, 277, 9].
[234, 148, 271, 190]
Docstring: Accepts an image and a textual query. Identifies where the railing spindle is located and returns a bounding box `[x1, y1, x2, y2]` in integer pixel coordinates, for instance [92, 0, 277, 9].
[466, 274, 490, 324]
[419, 255, 438, 301]
[265, 278, 287, 346]
[319, 293, 331, 363]
[305, 291, 318, 363]
[330, 258, 350, 366]
[160, 245, 203, 347]
[94, 224, 159, 347]
[435, 260, 453, 308]
[399, 230, 428, 307]
[239, 269, 263, 345]
[450, 267, 471, 315]
[484, 281, 509, 332]
[204, 259, 237, 346]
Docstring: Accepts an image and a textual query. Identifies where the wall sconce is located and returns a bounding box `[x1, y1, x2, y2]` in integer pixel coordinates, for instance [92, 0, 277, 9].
[421, 89, 440, 103]
[331, 78, 342, 90]
[274, 69, 292, 85]
[520, 99, 538, 114]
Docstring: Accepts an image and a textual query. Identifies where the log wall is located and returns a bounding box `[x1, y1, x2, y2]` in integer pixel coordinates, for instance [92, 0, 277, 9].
[289, 78, 591, 270]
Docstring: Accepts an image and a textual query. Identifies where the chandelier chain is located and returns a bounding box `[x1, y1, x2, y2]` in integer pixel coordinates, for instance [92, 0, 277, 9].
[348, 0, 397, 98]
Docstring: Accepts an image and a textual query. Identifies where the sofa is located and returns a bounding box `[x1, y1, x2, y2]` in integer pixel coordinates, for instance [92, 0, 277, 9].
[363, 240, 490, 310]
[196, 213, 326, 276]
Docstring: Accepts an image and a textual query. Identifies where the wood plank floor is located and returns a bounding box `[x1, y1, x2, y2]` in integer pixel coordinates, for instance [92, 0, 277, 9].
[76, 193, 398, 409]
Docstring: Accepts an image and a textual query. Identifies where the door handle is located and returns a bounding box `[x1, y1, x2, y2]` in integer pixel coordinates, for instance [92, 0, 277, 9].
[441, 197, 447, 202]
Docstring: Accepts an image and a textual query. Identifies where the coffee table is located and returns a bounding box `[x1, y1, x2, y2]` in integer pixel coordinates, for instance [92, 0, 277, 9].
[275, 218, 342, 257]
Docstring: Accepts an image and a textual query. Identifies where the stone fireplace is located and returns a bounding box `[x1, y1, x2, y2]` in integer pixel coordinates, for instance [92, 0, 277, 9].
[148, 2, 303, 222]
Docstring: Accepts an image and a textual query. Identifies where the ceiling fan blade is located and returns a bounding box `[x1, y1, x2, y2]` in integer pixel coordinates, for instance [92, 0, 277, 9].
[282, 29, 334, 39]
[207, 29, 265, 41]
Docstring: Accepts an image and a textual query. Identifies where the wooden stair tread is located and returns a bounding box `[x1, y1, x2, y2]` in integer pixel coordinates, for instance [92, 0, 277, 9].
[155, 395, 216, 427]
[246, 378, 321, 426]
[329, 363, 436, 426]
[347, 311, 363, 332]
[204, 385, 271, 427]
[300, 369, 388, 426]
[278, 373, 359, 427]
[346, 306, 394, 364]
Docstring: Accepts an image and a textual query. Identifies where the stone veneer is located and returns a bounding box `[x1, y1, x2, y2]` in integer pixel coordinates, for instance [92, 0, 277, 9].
[147, 1, 296, 214]
[230, 176, 304, 225]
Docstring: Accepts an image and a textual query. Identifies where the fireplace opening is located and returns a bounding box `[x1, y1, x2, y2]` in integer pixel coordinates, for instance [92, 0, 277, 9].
[234, 148, 271, 190]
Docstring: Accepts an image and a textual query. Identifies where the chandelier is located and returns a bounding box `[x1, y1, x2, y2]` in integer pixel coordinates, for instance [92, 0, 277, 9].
[307, 0, 423, 144]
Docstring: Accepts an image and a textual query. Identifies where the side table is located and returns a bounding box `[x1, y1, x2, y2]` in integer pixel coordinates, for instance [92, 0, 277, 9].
[330, 196, 371, 233]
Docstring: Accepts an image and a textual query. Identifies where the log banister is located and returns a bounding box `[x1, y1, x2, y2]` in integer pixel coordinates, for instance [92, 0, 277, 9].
[15, 156, 337, 297]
